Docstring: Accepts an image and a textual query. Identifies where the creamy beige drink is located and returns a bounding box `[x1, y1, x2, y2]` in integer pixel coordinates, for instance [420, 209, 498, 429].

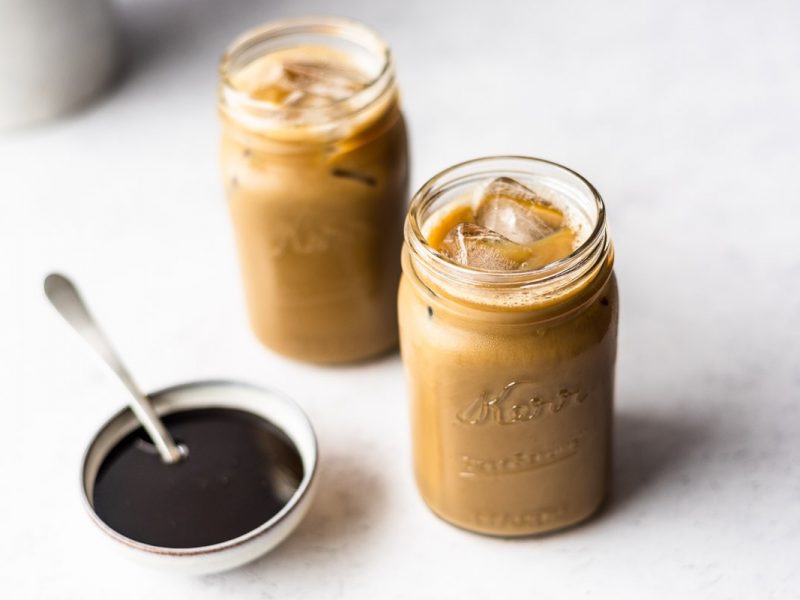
[399, 157, 618, 536]
[219, 19, 409, 363]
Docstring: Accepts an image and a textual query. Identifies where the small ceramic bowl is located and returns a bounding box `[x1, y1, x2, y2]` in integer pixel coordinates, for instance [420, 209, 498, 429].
[81, 380, 318, 575]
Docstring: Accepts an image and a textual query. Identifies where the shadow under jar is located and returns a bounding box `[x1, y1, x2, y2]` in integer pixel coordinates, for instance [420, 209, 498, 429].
[398, 157, 618, 536]
[219, 18, 409, 363]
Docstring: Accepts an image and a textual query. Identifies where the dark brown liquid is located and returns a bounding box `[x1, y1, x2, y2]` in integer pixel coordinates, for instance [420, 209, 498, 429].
[92, 408, 304, 548]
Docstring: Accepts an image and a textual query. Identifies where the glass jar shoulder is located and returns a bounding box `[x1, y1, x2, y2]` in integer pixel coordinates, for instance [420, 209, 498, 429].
[221, 105, 408, 206]
[400, 271, 616, 363]
[400, 244, 616, 334]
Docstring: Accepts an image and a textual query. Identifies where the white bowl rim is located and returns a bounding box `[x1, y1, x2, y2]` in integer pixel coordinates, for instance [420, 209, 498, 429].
[80, 379, 319, 557]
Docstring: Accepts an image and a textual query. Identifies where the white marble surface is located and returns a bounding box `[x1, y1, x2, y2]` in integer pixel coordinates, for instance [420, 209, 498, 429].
[2, 0, 800, 597]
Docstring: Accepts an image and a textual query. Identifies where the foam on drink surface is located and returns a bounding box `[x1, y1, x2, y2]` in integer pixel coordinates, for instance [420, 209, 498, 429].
[426, 177, 588, 272]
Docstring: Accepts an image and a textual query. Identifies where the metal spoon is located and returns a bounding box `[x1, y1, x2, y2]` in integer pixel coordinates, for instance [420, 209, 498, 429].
[44, 273, 186, 464]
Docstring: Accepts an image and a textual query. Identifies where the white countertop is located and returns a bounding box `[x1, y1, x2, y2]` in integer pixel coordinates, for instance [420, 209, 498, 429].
[3, 0, 799, 597]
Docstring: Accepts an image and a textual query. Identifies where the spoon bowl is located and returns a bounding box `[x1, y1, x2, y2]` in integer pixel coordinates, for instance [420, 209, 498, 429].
[81, 380, 319, 574]
[44, 273, 319, 573]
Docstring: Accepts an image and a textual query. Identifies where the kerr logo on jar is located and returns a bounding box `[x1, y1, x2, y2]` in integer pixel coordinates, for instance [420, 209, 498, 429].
[456, 382, 587, 426]
[268, 219, 375, 257]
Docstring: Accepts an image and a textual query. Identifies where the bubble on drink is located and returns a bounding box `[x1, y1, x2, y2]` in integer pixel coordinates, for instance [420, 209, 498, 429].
[475, 177, 563, 245]
[440, 223, 534, 271]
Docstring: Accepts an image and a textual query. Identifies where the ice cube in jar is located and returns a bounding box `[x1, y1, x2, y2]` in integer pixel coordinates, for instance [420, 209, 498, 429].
[229, 47, 371, 108]
[475, 177, 562, 244]
[429, 176, 578, 271]
[440, 223, 533, 271]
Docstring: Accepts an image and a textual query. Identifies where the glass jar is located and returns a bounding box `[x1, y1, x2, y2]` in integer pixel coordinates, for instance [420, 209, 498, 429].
[218, 18, 409, 363]
[399, 156, 618, 536]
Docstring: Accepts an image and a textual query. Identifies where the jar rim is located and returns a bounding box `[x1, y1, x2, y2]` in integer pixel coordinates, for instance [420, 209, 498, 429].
[405, 155, 609, 291]
[219, 17, 394, 129]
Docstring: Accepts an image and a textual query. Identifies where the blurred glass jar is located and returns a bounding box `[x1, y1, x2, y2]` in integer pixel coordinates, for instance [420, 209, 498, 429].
[219, 18, 409, 363]
[399, 157, 618, 536]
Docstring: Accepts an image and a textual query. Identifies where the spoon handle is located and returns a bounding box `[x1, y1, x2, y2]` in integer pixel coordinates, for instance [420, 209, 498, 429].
[44, 273, 184, 464]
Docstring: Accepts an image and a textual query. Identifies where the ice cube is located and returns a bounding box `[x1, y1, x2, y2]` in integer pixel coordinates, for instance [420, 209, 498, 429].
[440, 223, 533, 271]
[239, 57, 370, 108]
[281, 60, 370, 103]
[475, 177, 563, 245]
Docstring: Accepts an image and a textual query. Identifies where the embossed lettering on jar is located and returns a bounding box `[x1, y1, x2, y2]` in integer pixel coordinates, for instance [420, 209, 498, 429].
[219, 18, 409, 363]
[398, 157, 618, 536]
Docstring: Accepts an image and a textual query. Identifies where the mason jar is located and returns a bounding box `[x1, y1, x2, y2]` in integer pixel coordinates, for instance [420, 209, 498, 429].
[219, 18, 409, 363]
[398, 156, 618, 536]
